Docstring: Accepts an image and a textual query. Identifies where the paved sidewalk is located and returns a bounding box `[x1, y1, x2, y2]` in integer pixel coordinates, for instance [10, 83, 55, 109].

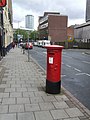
[0, 47, 90, 120]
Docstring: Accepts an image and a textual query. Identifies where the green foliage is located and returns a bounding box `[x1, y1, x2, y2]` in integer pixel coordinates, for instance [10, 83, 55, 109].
[13, 29, 39, 42]
[30, 30, 39, 40]
[13, 29, 29, 42]
[73, 39, 77, 43]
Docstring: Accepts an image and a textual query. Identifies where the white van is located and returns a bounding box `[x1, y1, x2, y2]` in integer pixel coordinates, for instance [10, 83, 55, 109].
[37, 40, 43, 47]
[42, 40, 51, 47]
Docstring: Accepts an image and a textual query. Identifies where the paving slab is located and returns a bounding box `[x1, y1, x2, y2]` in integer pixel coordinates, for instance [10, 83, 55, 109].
[9, 104, 24, 113]
[18, 112, 35, 120]
[65, 108, 84, 117]
[35, 111, 53, 120]
[39, 102, 55, 110]
[53, 101, 69, 109]
[50, 109, 69, 119]
[30, 96, 44, 103]
[10, 92, 22, 98]
[2, 98, 16, 105]
[0, 93, 9, 98]
[17, 98, 30, 104]
[25, 103, 40, 112]
[64, 118, 80, 120]
[0, 113, 16, 120]
[0, 105, 8, 113]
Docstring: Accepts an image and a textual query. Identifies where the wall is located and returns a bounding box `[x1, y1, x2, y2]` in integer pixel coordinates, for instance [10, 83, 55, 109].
[48, 15, 68, 43]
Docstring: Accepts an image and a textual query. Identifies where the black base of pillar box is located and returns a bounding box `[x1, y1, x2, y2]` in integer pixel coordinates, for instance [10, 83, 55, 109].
[46, 80, 61, 94]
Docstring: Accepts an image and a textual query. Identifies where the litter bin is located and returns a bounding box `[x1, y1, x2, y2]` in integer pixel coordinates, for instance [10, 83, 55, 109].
[45, 45, 63, 94]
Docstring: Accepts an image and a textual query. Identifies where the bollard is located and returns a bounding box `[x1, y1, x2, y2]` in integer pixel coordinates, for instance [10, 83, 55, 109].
[45, 45, 63, 94]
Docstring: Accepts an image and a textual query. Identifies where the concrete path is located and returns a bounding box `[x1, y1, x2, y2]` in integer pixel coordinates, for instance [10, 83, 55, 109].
[0, 47, 90, 120]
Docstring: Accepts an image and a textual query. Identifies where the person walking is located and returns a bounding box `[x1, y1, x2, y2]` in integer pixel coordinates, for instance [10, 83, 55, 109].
[12, 42, 15, 49]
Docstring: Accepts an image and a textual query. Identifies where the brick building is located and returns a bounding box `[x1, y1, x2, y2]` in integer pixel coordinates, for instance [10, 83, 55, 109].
[38, 12, 68, 44]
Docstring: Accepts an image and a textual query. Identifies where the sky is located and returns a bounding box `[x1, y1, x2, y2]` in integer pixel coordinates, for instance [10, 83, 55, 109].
[12, 0, 86, 30]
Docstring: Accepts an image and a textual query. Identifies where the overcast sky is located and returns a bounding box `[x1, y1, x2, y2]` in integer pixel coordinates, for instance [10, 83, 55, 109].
[12, 0, 86, 30]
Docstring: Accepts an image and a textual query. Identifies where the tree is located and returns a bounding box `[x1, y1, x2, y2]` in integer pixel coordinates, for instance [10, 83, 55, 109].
[13, 29, 29, 42]
[30, 30, 39, 40]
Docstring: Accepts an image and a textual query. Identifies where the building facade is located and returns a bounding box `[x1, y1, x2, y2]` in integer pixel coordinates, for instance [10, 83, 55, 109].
[0, 0, 13, 58]
[25, 15, 34, 30]
[38, 12, 68, 44]
[74, 22, 90, 43]
[74, 0, 90, 44]
[0, 7, 4, 59]
[3, 0, 13, 48]
[86, 0, 90, 22]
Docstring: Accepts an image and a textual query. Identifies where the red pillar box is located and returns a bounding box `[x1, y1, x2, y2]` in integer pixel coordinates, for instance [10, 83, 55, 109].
[45, 45, 63, 94]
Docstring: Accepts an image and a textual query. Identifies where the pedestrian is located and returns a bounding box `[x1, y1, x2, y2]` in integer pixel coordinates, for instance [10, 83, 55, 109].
[15, 42, 17, 47]
[12, 42, 15, 49]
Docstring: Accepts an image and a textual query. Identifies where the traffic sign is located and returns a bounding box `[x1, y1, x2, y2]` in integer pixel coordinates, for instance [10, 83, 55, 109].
[0, 0, 6, 7]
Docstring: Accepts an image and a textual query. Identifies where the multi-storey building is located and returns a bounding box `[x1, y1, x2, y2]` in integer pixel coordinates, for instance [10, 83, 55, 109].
[25, 15, 34, 30]
[38, 12, 68, 44]
[74, 0, 90, 45]
[86, 0, 90, 22]
[74, 22, 90, 43]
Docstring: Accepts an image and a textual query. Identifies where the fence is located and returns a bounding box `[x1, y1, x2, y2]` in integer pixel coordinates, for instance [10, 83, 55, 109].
[55, 42, 90, 49]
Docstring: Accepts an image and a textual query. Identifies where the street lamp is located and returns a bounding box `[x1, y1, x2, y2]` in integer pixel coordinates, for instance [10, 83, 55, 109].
[20, 27, 31, 62]
[27, 31, 30, 62]
[17, 21, 21, 47]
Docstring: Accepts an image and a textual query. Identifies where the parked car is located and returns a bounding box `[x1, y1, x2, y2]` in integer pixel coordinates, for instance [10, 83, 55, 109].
[24, 42, 33, 49]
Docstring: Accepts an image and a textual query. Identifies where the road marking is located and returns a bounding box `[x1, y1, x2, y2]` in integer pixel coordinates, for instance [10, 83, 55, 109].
[76, 73, 90, 77]
[62, 52, 66, 54]
[82, 52, 87, 55]
[82, 52, 90, 56]
[85, 73, 90, 77]
[63, 55, 73, 59]
[76, 73, 85, 76]
[43, 52, 47, 54]
[82, 52, 84, 54]
[82, 61, 90, 64]
[74, 68, 81, 72]
[61, 75, 66, 77]
[66, 64, 71, 68]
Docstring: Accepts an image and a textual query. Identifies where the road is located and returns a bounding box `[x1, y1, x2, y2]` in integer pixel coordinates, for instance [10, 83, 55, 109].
[28, 46, 90, 110]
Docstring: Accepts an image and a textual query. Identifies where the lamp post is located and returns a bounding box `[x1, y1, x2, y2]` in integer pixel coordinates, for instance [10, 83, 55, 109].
[28, 31, 30, 62]
[20, 27, 31, 62]
[17, 21, 21, 47]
